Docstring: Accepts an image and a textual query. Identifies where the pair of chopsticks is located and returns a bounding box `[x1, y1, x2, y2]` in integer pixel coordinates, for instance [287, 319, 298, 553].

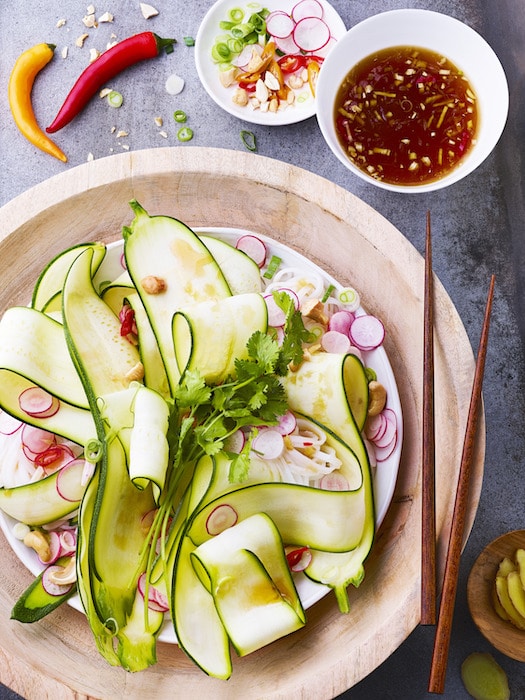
[421, 211, 495, 694]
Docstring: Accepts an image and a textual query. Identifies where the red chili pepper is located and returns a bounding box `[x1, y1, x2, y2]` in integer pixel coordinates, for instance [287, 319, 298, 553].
[119, 305, 136, 337]
[286, 546, 309, 569]
[46, 32, 175, 133]
[278, 55, 307, 73]
[238, 81, 257, 93]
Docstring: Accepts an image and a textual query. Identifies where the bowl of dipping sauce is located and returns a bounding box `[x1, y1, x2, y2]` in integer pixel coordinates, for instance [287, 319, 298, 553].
[315, 9, 509, 192]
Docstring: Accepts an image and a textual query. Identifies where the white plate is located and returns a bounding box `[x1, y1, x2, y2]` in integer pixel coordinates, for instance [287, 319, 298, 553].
[0, 225, 401, 645]
[195, 0, 347, 125]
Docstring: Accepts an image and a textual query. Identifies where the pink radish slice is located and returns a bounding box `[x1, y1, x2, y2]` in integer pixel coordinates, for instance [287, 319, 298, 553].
[251, 429, 285, 460]
[233, 43, 262, 68]
[292, 0, 324, 22]
[321, 329, 352, 354]
[349, 314, 385, 351]
[264, 294, 286, 327]
[59, 529, 77, 554]
[372, 412, 397, 449]
[293, 17, 331, 52]
[276, 410, 297, 435]
[0, 411, 22, 435]
[266, 10, 295, 39]
[42, 564, 74, 596]
[38, 530, 61, 565]
[55, 459, 87, 502]
[137, 573, 169, 613]
[19, 386, 60, 418]
[206, 503, 238, 536]
[365, 413, 386, 442]
[375, 431, 398, 462]
[21, 424, 56, 458]
[285, 545, 312, 572]
[319, 471, 350, 491]
[36, 443, 75, 473]
[224, 429, 245, 454]
[235, 234, 267, 267]
[273, 34, 301, 55]
[328, 310, 355, 336]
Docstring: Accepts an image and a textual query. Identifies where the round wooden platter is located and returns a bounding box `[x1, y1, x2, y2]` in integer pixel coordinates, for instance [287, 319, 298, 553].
[0, 148, 485, 700]
[467, 530, 525, 662]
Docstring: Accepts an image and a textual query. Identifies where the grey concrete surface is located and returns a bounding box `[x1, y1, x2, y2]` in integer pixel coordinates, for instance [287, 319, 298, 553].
[0, 1, 524, 698]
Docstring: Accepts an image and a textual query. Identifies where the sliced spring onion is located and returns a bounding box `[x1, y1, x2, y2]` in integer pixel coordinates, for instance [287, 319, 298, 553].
[263, 255, 282, 279]
[84, 438, 103, 464]
[240, 129, 257, 152]
[211, 42, 232, 62]
[177, 127, 193, 142]
[219, 20, 235, 30]
[321, 284, 335, 303]
[173, 110, 187, 123]
[231, 23, 255, 39]
[228, 7, 245, 23]
[107, 90, 123, 108]
[183, 36, 195, 46]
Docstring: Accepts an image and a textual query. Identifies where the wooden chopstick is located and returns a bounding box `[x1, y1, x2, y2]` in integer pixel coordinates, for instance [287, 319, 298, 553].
[421, 210, 436, 626]
[428, 274, 495, 694]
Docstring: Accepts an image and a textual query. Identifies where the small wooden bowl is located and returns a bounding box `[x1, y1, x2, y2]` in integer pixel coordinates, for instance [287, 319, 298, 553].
[467, 530, 525, 661]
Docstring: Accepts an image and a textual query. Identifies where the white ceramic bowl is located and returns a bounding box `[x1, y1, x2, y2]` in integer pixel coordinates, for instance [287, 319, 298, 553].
[315, 9, 509, 192]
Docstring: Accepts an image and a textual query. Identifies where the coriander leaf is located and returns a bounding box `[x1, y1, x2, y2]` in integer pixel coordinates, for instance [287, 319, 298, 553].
[175, 370, 211, 408]
[228, 450, 251, 482]
[246, 330, 280, 371]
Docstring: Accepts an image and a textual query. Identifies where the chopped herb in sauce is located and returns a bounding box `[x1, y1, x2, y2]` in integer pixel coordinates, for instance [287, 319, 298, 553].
[334, 46, 478, 186]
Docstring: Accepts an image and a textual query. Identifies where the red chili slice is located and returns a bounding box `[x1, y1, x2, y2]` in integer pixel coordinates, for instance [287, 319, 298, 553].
[278, 54, 307, 73]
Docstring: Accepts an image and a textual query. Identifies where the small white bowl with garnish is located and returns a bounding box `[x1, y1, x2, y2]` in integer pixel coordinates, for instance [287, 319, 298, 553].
[195, 0, 346, 126]
[315, 9, 509, 192]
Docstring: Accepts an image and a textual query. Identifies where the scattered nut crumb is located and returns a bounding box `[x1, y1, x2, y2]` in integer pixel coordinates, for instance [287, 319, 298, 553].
[116, 130, 129, 138]
[61, 46, 68, 59]
[140, 3, 159, 19]
[106, 40, 118, 49]
[56, 18, 66, 28]
[82, 13, 97, 28]
[154, 116, 163, 127]
[87, 4, 95, 13]
[98, 11, 114, 23]
[141, 276, 167, 294]
[76, 33, 89, 47]
[125, 362, 145, 382]
[110, 125, 116, 133]
[99, 87, 112, 98]
[121, 144, 130, 150]
[159, 130, 168, 138]
[87, 152, 94, 161]
[89, 48, 100, 62]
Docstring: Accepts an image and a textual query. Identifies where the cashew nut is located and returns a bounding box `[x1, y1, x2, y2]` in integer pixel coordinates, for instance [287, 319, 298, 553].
[23, 530, 51, 562]
[367, 380, 387, 417]
[301, 298, 328, 325]
[47, 556, 77, 585]
[125, 361, 145, 382]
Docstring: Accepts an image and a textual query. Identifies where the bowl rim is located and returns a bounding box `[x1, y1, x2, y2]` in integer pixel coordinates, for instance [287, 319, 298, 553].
[315, 8, 510, 193]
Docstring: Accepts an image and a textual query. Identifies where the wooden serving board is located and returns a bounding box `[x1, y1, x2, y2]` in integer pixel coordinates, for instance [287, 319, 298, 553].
[0, 148, 484, 699]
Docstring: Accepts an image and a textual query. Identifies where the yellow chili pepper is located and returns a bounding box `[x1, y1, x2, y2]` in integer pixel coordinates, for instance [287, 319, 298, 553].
[307, 60, 320, 98]
[8, 43, 67, 162]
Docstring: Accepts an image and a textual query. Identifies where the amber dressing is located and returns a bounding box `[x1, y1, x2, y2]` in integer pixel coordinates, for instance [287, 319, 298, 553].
[334, 46, 478, 186]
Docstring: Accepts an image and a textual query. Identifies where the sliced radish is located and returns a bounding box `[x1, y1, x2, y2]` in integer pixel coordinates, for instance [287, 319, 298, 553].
[365, 413, 386, 442]
[224, 429, 245, 454]
[266, 10, 295, 39]
[273, 33, 301, 55]
[42, 565, 74, 596]
[0, 411, 22, 435]
[18, 386, 60, 419]
[373, 410, 397, 448]
[55, 459, 87, 502]
[39, 530, 61, 565]
[349, 314, 385, 351]
[276, 410, 297, 436]
[21, 424, 56, 458]
[328, 310, 355, 336]
[206, 503, 238, 536]
[35, 443, 75, 474]
[59, 529, 77, 554]
[292, 0, 324, 22]
[137, 572, 169, 613]
[293, 16, 331, 53]
[233, 43, 263, 68]
[375, 431, 398, 462]
[251, 429, 285, 460]
[319, 471, 350, 491]
[285, 545, 312, 572]
[235, 234, 267, 267]
[321, 329, 351, 354]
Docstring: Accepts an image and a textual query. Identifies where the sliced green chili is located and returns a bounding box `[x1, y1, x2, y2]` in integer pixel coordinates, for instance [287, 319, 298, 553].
[173, 109, 187, 123]
[107, 90, 123, 108]
[183, 36, 195, 46]
[240, 129, 257, 152]
[263, 255, 282, 279]
[177, 126, 193, 142]
[321, 284, 336, 303]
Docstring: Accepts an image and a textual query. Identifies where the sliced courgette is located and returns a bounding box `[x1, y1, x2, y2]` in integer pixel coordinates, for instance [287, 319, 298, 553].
[11, 555, 76, 623]
[199, 234, 263, 295]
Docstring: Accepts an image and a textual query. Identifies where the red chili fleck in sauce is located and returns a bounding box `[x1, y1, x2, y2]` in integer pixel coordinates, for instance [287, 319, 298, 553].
[334, 46, 478, 186]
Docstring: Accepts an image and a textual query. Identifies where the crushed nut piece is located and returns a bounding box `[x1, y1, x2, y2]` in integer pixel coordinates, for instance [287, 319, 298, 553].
[98, 11, 114, 23]
[110, 125, 116, 133]
[154, 116, 163, 127]
[89, 48, 100, 62]
[99, 87, 112, 98]
[87, 4, 95, 13]
[126, 362, 145, 382]
[140, 3, 159, 19]
[116, 130, 129, 138]
[82, 13, 97, 28]
[141, 275, 167, 294]
[301, 298, 328, 325]
[159, 130, 168, 138]
[121, 143, 130, 150]
[232, 88, 249, 107]
[264, 70, 280, 91]
[76, 33, 89, 47]
[87, 152, 94, 161]
[61, 46, 68, 59]
[56, 18, 66, 28]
